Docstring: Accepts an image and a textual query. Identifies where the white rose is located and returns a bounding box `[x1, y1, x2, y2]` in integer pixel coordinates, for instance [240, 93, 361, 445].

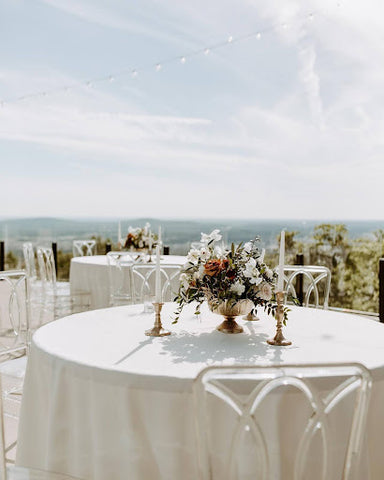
[230, 281, 245, 296]
[257, 283, 273, 301]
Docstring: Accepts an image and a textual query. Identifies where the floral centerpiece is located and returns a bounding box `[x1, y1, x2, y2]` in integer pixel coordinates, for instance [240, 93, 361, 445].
[174, 229, 286, 333]
[124, 222, 158, 251]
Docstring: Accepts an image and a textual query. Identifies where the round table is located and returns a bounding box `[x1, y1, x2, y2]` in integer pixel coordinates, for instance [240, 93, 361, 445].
[69, 255, 186, 309]
[16, 304, 384, 479]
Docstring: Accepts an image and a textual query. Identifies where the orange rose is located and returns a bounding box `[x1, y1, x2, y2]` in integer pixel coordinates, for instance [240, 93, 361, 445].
[204, 260, 222, 276]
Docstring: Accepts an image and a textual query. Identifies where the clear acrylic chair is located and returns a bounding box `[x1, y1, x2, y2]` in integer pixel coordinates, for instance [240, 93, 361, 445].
[22, 244, 37, 283]
[22, 243, 44, 323]
[131, 264, 182, 305]
[194, 363, 372, 480]
[106, 252, 141, 306]
[36, 247, 90, 320]
[281, 266, 332, 309]
[0, 270, 30, 361]
[72, 240, 97, 257]
[0, 270, 31, 465]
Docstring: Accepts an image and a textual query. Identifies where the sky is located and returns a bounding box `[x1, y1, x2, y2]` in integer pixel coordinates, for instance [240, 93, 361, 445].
[0, 0, 383, 220]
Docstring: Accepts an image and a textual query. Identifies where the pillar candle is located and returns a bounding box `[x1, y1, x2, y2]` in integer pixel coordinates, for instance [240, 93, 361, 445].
[277, 230, 285, 292]
[155, 244, 162, 302]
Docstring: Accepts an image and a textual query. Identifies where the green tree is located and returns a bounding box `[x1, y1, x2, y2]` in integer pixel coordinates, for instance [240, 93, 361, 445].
[5, 251, 18, 269]
[344, 237, 381, 312]
[90, 235, 113, 254]
[277, 230, 301, 264]
[57, 250, 72, 280]
[309, 223, 350, 308]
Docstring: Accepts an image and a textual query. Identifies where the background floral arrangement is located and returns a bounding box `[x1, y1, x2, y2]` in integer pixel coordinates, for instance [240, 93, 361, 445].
[124, 222, 157, 250]
[174, 229, 285, 323]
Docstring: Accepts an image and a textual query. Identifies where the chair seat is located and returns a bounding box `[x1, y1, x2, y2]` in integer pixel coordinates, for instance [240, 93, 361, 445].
[7, 466, 82, 479]
[0, 357, 27, 380]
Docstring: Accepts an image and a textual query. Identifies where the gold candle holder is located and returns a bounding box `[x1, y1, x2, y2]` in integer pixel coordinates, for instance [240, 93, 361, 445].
[145, 302, 171, 337]
[267, 291, 291, 346]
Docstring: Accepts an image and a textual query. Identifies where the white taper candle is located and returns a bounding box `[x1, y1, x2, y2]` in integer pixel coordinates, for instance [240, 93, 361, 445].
[118, 221, 122, 244]
[155, 244, 162, 302]
[277, 230, 285, 292]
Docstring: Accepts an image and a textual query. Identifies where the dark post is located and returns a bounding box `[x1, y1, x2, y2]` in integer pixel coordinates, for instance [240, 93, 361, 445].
[0, 241, 4, 271]
[163, 245, 170, 255]
[105, 243, 112, 254]
[52, 242, 58, 275]
[379, 259, 384, 323]
[295, 253, 304, 306]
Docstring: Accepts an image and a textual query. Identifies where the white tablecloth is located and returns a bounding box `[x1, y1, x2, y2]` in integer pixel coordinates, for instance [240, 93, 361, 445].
[69, 255, 186, 309]
[16, 304, 384, 479]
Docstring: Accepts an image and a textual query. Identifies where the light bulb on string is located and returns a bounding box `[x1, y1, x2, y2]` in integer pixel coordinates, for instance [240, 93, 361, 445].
[1, 7, 325, 107]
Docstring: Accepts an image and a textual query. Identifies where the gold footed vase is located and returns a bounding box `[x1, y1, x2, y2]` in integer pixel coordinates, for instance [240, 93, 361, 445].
[208, 299, 253, 334]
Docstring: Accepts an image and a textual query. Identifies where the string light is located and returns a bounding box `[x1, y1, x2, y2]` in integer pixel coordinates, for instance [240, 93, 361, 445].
[1, 8, 327, 106]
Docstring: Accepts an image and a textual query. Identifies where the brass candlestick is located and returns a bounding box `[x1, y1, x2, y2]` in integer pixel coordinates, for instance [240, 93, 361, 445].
[267, 291, 291, 346]
[145, 302, 171, 337]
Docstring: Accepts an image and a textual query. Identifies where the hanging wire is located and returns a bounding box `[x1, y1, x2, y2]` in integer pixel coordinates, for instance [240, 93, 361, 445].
[0, 11, 317, 107]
